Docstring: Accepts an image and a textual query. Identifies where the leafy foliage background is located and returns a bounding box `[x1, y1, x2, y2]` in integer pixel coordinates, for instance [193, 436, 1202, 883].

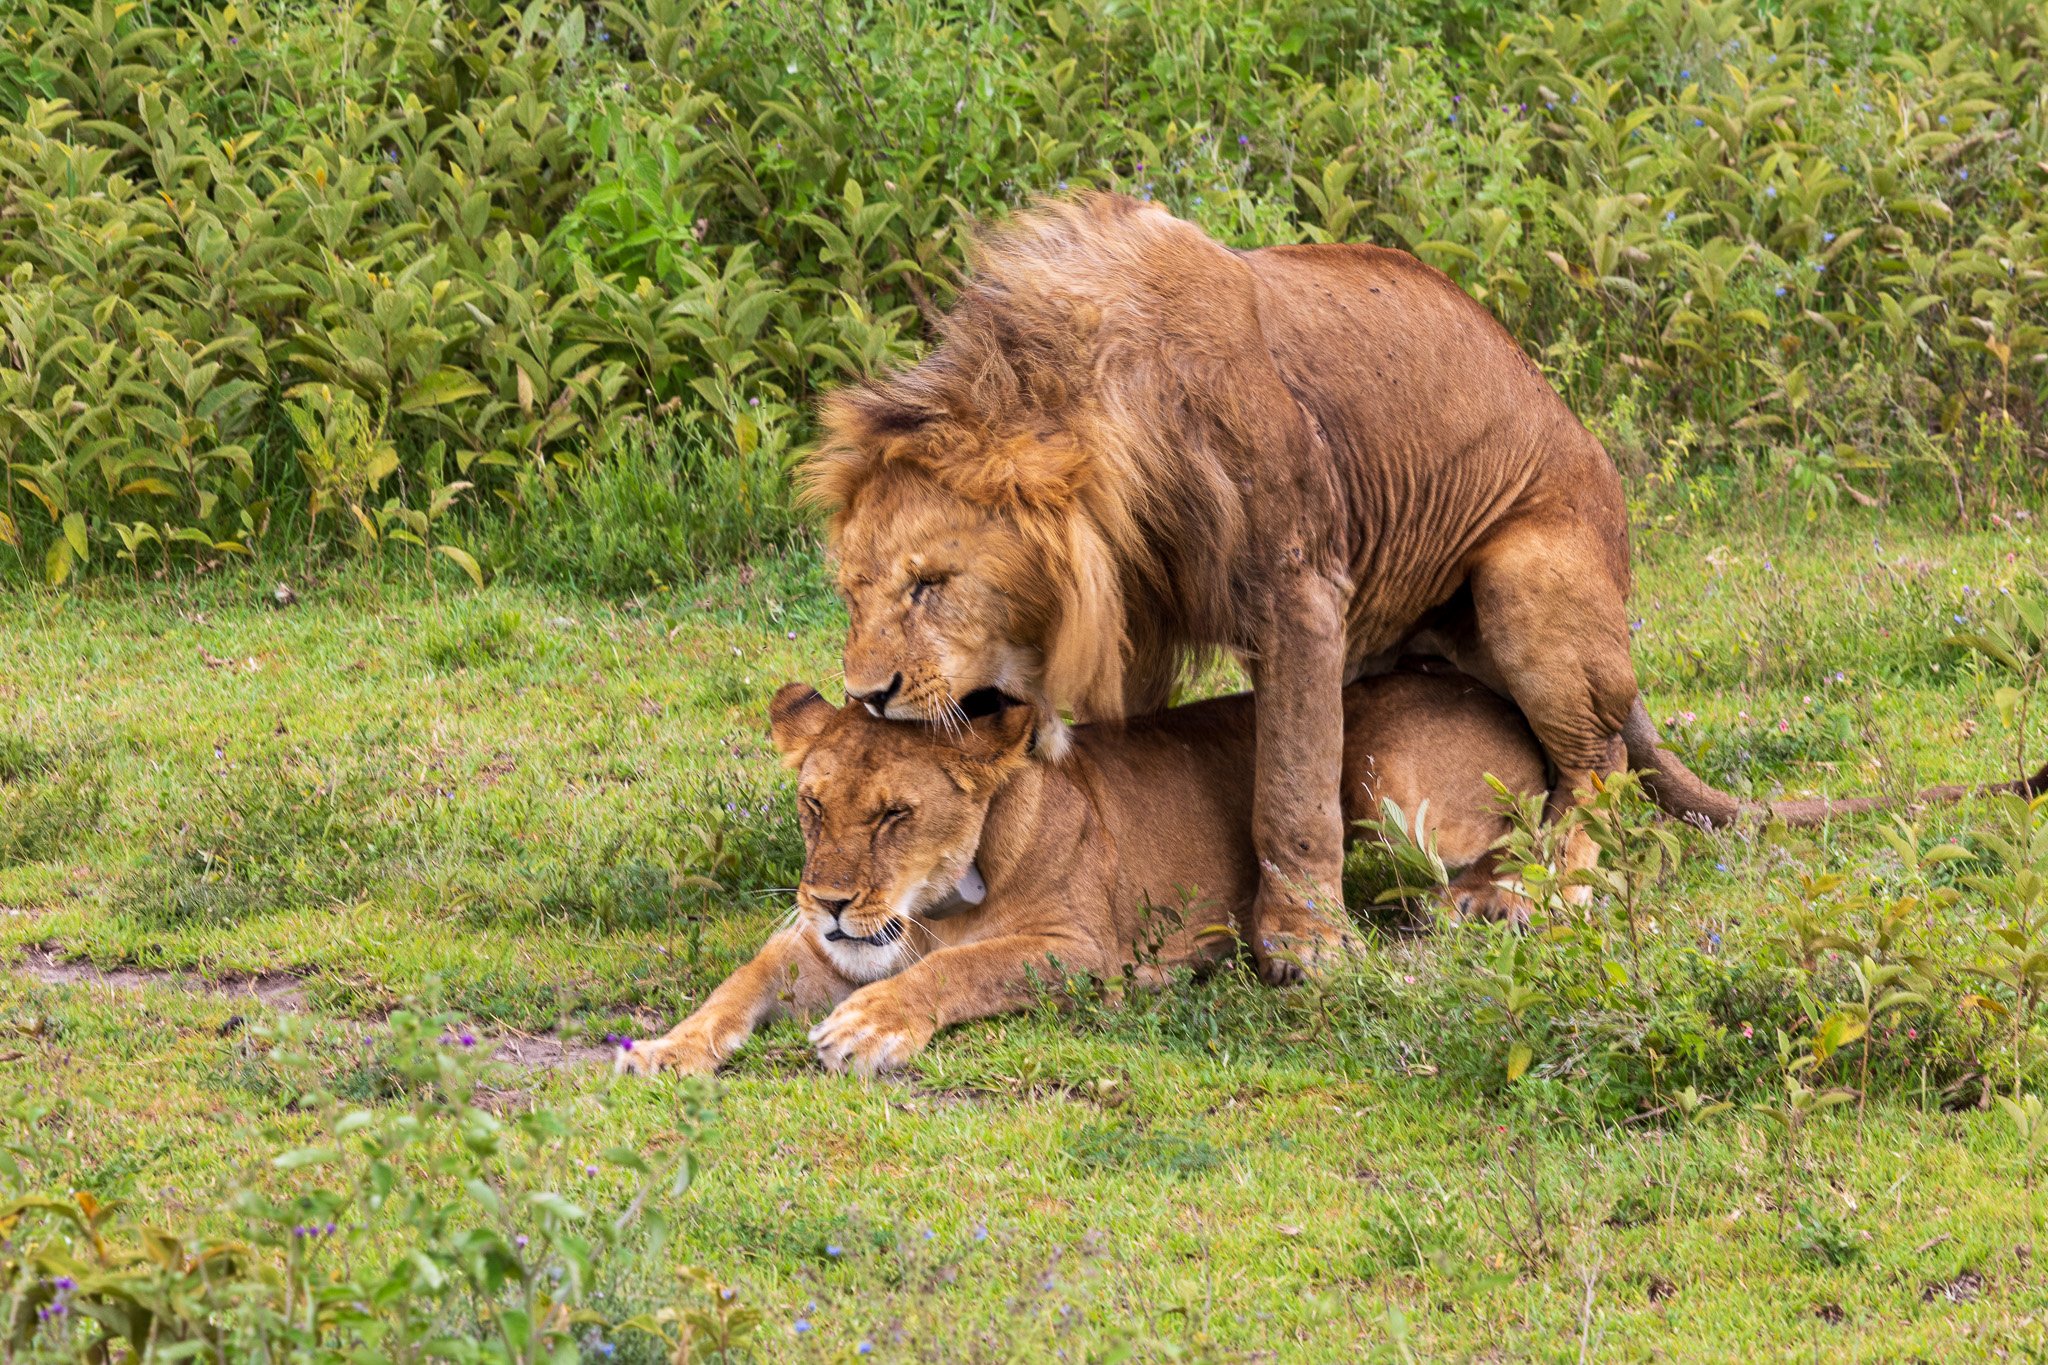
[1, 0, 2044, 586]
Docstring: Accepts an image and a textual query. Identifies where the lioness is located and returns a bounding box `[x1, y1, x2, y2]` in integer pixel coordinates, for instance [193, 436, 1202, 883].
[804, 192, 1650, 980]
[620, 671, 1549, 1078]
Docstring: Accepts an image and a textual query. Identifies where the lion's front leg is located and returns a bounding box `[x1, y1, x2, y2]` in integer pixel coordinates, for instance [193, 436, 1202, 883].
[1246, 567, 1360, 985]
[621, 926, 854, 1077]
[810, 932, 1093, 1076]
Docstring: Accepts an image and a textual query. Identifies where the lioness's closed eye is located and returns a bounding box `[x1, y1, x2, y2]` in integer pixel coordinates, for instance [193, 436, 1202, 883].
[620, 668, 1553, 1079]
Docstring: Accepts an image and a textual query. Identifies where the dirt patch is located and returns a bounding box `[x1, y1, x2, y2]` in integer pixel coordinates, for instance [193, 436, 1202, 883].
[1923, 1269, 1985, 1304]
[491, 1034, 614, 1069]
[19, 944, 309, 1011]
[12, 945, 608, 1072]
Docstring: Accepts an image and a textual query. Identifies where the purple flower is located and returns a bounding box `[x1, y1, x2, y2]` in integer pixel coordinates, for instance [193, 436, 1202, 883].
[459, 1033, 476, 1048]
[51, 1277, 74, 1293]
[972, 1223, 988, 1242]
[585, 1164, 599, 1175]
[1823, 230, 1837, 243]
[1237, 135, 1249, 147]
[794, 1319, 812, 1334]
[826, 1243, 844, 1257]
[515, 1234, 529, 1248]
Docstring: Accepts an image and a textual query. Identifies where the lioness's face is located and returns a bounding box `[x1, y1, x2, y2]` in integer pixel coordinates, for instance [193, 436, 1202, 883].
[832, 481, 1040, 723]
[767, 683, 1033, 981]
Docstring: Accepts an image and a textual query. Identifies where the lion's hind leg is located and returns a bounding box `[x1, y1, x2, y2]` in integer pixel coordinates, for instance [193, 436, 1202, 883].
[1450, 517, 1636, 923]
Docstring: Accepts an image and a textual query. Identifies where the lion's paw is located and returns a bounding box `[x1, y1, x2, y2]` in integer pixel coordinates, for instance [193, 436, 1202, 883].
[809, 989, 934, 1077]
[1250, 903, 1361, 987]
[614, 1016, 744, 1078]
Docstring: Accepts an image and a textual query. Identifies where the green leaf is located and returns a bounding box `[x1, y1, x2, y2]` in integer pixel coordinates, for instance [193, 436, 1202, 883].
[1505, 1042, 1532, 1084]
[400, 367, 490, 413]
[44, 540, 71, 586]
[61, 512, 87, 559]
[434, 544, 484, 587]
[272, 1145, 338, 1170]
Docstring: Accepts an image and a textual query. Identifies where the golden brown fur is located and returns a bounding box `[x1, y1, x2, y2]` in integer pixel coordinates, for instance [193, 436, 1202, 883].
[621, 671, 1547, 1077]
[803, 193, 1641, 978]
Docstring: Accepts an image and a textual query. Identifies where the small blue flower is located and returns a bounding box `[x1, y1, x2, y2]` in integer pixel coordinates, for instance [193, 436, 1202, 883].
[1765, 185, 1777, 198]
[1958, 169, 1969, 180]
[858, 1345, 874, 1357]
[1237, 134, 1250, 147]
[1939, 114, 1949, 125]
[1680, 69, 1691, 79]
[1823, 230, 1836, 243]
[1691, 117, 1702, 127]
[1813, 262, 1825, 272]
[1664, 210, 1676, 223]
[1768, 53, 1777, 63]
[1715, 862, 1728, 873]
[794, 1319, 812, 1334]
[972, 1223, 988, 1242]
[1775, 285, 1787, 296]
[1954, 614, 1968, 624]
[826, 1244, 844, 1257]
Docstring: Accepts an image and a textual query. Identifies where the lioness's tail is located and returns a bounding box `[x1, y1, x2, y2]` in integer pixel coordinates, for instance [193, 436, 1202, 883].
[1622, 696, 2048, 829]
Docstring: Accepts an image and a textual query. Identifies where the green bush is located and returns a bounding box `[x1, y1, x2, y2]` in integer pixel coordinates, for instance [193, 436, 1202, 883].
[1, 0, 2043, 588]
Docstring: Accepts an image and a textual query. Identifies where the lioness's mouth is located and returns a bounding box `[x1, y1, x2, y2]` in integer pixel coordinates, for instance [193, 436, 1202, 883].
[825, 918, 904, 948]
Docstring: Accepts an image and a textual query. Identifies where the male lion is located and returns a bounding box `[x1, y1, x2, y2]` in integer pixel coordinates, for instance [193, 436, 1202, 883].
[620, 671, 1551, 1078]
[803, 192, 1644, 981]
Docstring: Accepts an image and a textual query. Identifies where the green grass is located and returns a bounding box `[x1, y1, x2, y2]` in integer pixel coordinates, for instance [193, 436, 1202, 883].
[8, 513, 2048, 1359]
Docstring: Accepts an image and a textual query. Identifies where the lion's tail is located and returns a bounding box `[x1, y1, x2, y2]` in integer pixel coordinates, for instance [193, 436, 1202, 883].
[1622, 696, 2048, 829]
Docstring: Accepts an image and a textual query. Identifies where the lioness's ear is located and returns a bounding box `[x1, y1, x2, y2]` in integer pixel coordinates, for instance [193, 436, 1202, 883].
[768, 683, 834, 766]
[944, 694, 1037, 791]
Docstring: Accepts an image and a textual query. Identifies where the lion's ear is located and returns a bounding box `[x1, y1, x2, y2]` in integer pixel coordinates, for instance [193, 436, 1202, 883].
[768, 683, 835, 766]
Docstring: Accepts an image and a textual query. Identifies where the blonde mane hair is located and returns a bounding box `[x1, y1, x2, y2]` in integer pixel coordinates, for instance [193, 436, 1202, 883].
[801, 193, 1260, 719]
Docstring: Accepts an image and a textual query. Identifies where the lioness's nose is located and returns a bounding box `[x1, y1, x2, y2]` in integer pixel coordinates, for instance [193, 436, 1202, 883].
[848, 673, 901, 714]
[808, 892, 853, 920]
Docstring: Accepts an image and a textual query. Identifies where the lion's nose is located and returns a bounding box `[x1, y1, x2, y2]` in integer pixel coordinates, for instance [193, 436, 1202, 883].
[809, 892, 854, 921]
[849, 673, 902, 714]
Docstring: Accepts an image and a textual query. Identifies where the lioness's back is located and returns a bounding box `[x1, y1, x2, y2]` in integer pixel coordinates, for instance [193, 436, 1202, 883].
[1070, 671, 1544, 910]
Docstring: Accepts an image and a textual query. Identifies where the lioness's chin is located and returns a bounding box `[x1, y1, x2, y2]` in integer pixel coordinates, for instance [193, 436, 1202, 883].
[814, 925, 910, 983]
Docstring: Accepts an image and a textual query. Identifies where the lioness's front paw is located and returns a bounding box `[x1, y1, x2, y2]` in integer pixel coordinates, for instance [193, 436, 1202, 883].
[809, 989, 934, 1077]
[614, 1015, 745, 1078]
